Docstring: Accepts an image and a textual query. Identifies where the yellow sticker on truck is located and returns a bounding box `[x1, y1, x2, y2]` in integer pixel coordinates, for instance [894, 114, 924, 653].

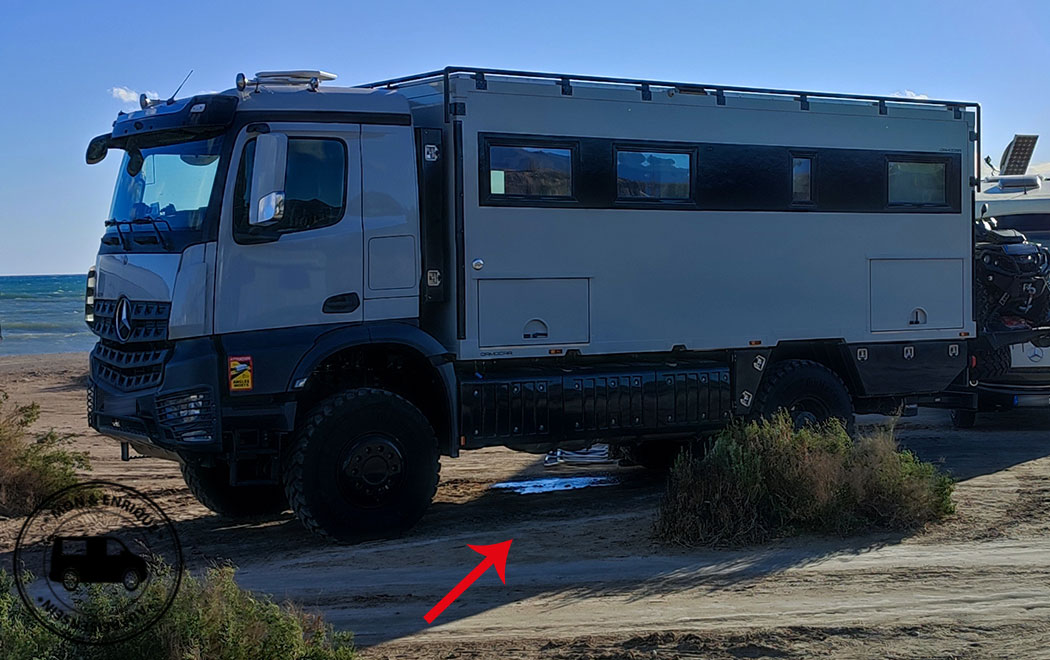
[228, 356, 253, 392]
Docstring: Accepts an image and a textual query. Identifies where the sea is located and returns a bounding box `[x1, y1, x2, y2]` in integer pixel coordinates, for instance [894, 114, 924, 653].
[0, 275, 97, 356]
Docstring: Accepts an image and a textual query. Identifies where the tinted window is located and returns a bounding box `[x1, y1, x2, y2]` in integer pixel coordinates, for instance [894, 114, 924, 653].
[233, 137, 346, 235]
[283, 139, 346, 230]
[616, 150, 691, 200]
[792, 157, 812, 203]
[61, 540, 87, 556]
[489, 146, 571, 197]
[888, 161, 946, 205]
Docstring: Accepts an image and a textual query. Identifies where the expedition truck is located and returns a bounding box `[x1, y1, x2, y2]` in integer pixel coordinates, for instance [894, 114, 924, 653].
[83, 68, 1050, 541]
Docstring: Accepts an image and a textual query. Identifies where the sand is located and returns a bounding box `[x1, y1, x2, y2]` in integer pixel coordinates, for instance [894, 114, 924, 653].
[2, 352, 1050, 658]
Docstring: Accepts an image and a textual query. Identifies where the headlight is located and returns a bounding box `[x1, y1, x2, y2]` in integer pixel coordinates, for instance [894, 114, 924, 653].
[85, 266, 96, 324]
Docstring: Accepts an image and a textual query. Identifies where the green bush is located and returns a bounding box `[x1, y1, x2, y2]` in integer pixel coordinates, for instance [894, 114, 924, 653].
[0, 391, 91, 516]
[654, 413, 955, 546]
[0, 565, 355, 660]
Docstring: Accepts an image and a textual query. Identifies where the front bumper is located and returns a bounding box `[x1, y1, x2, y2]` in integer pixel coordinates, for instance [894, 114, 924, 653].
[88, 337, 222, 454]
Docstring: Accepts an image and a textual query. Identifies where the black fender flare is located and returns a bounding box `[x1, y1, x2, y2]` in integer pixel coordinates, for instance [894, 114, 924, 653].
[288, 322, 460, 455]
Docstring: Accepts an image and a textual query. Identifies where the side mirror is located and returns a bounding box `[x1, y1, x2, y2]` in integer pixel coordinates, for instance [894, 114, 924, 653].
[249, 133, 288, 226]
[86, 134, 110, 165]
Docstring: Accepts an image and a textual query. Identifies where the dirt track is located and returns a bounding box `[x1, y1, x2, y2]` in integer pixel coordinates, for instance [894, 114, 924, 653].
[3, 353, 1050, 658]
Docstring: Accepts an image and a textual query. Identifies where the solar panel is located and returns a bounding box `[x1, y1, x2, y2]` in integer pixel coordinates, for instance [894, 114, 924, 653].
[999, 134, 1039, 175]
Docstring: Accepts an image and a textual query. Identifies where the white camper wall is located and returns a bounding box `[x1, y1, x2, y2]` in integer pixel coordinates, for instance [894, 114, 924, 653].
[446, 76, 975, 360]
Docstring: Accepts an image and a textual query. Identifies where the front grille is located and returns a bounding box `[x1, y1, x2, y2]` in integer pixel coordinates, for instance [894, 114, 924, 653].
[89, 298, 172, 392]
[156, 389, 216, 442]
[91, 299, 171, 344]
[92, 343, 170, 391]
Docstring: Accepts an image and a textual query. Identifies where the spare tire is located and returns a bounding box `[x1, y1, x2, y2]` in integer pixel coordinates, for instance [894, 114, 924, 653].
[972, 345, 1011, 381]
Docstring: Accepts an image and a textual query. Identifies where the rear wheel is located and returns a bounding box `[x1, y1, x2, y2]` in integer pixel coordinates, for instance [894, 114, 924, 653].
[625, 441, 684, 471]
[753, 359, 855, 434]
[180, 461, 288, 518]
[61, 568, 79, 591]
[285, 388, 440, 542]
[949, 409, 977, 429]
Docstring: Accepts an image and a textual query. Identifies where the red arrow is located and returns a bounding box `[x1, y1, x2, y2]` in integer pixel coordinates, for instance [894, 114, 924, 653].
[424, 539, 513, 624]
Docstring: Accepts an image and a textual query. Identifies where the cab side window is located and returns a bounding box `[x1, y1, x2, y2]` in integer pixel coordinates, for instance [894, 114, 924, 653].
[233, 137, 347, 237]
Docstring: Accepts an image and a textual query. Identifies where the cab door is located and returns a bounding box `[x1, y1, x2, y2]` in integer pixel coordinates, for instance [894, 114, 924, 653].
[215, 123, 363, 334]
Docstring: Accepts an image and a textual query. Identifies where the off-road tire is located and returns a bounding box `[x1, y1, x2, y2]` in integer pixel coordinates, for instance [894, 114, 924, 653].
[752, 359, 855, 434]
[975, 280, 997, 330]
[180, 461, 288, 518]
[949, 409, 977, 429]
[972, 346, 1012, 381]
[625, 441, 683, 471]
[285, 388, 440, 542]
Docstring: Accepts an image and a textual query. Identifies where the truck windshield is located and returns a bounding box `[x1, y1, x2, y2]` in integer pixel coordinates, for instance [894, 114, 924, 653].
[106, 137, 223, 246]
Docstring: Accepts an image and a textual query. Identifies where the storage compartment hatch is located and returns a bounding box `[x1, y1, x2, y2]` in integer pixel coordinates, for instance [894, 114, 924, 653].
[478, 278, 590, 347]
[869, 258, 964, 331]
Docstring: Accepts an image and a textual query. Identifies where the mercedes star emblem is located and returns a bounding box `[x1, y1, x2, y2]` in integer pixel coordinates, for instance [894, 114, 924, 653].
[114, 297, 133, 343]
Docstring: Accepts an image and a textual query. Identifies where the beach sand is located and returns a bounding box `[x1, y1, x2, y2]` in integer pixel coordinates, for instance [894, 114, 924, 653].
[3, 352, 1050, 658]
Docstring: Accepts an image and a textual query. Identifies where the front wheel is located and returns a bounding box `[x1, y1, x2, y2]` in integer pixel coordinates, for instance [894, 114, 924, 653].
[180, 461, 288, 518]
[285, 388, 440, 542]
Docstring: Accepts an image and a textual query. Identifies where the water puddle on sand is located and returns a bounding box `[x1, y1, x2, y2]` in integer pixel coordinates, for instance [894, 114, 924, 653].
[489, 476, 620, 495]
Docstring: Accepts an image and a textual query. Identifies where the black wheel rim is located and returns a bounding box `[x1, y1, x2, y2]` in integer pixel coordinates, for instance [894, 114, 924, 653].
[337, 435, 406, 508]
[62, 570, 78, 591]
[787, 398, 830, 429]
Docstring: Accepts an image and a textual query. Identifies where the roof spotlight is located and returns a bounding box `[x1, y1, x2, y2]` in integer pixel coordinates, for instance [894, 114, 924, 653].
[236, 73, 247, 91]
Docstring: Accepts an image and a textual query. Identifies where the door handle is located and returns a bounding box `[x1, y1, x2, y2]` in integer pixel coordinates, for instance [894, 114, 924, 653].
[322, 292, 360, 314]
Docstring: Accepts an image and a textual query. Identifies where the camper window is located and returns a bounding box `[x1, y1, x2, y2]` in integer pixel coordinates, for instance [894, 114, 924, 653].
[488, 145, 572, 198]
[615, 150, 691, 200]
[888, 160, 947, 206]
[791, 156, 813, 203]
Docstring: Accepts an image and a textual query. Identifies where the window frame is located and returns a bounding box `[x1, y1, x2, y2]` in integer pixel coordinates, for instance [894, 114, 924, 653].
[613, 144, 697, 205]
[479, 134, 580, 206]
[789, 152, 818, 208]
[885, 154, 951, 209]
[232, 134, 350, 244]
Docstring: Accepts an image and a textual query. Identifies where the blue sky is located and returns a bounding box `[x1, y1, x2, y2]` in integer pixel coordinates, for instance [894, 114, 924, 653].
[1, 0, 1047, 275]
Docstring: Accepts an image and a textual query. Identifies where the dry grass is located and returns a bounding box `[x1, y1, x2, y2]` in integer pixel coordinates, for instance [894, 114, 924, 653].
[0, 565, 355, 659]
[0, 391, 90, 516]
[655, 413, 955, 547]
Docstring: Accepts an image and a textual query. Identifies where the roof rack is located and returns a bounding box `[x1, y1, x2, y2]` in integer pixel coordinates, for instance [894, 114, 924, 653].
[356, 65, 980, 124]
